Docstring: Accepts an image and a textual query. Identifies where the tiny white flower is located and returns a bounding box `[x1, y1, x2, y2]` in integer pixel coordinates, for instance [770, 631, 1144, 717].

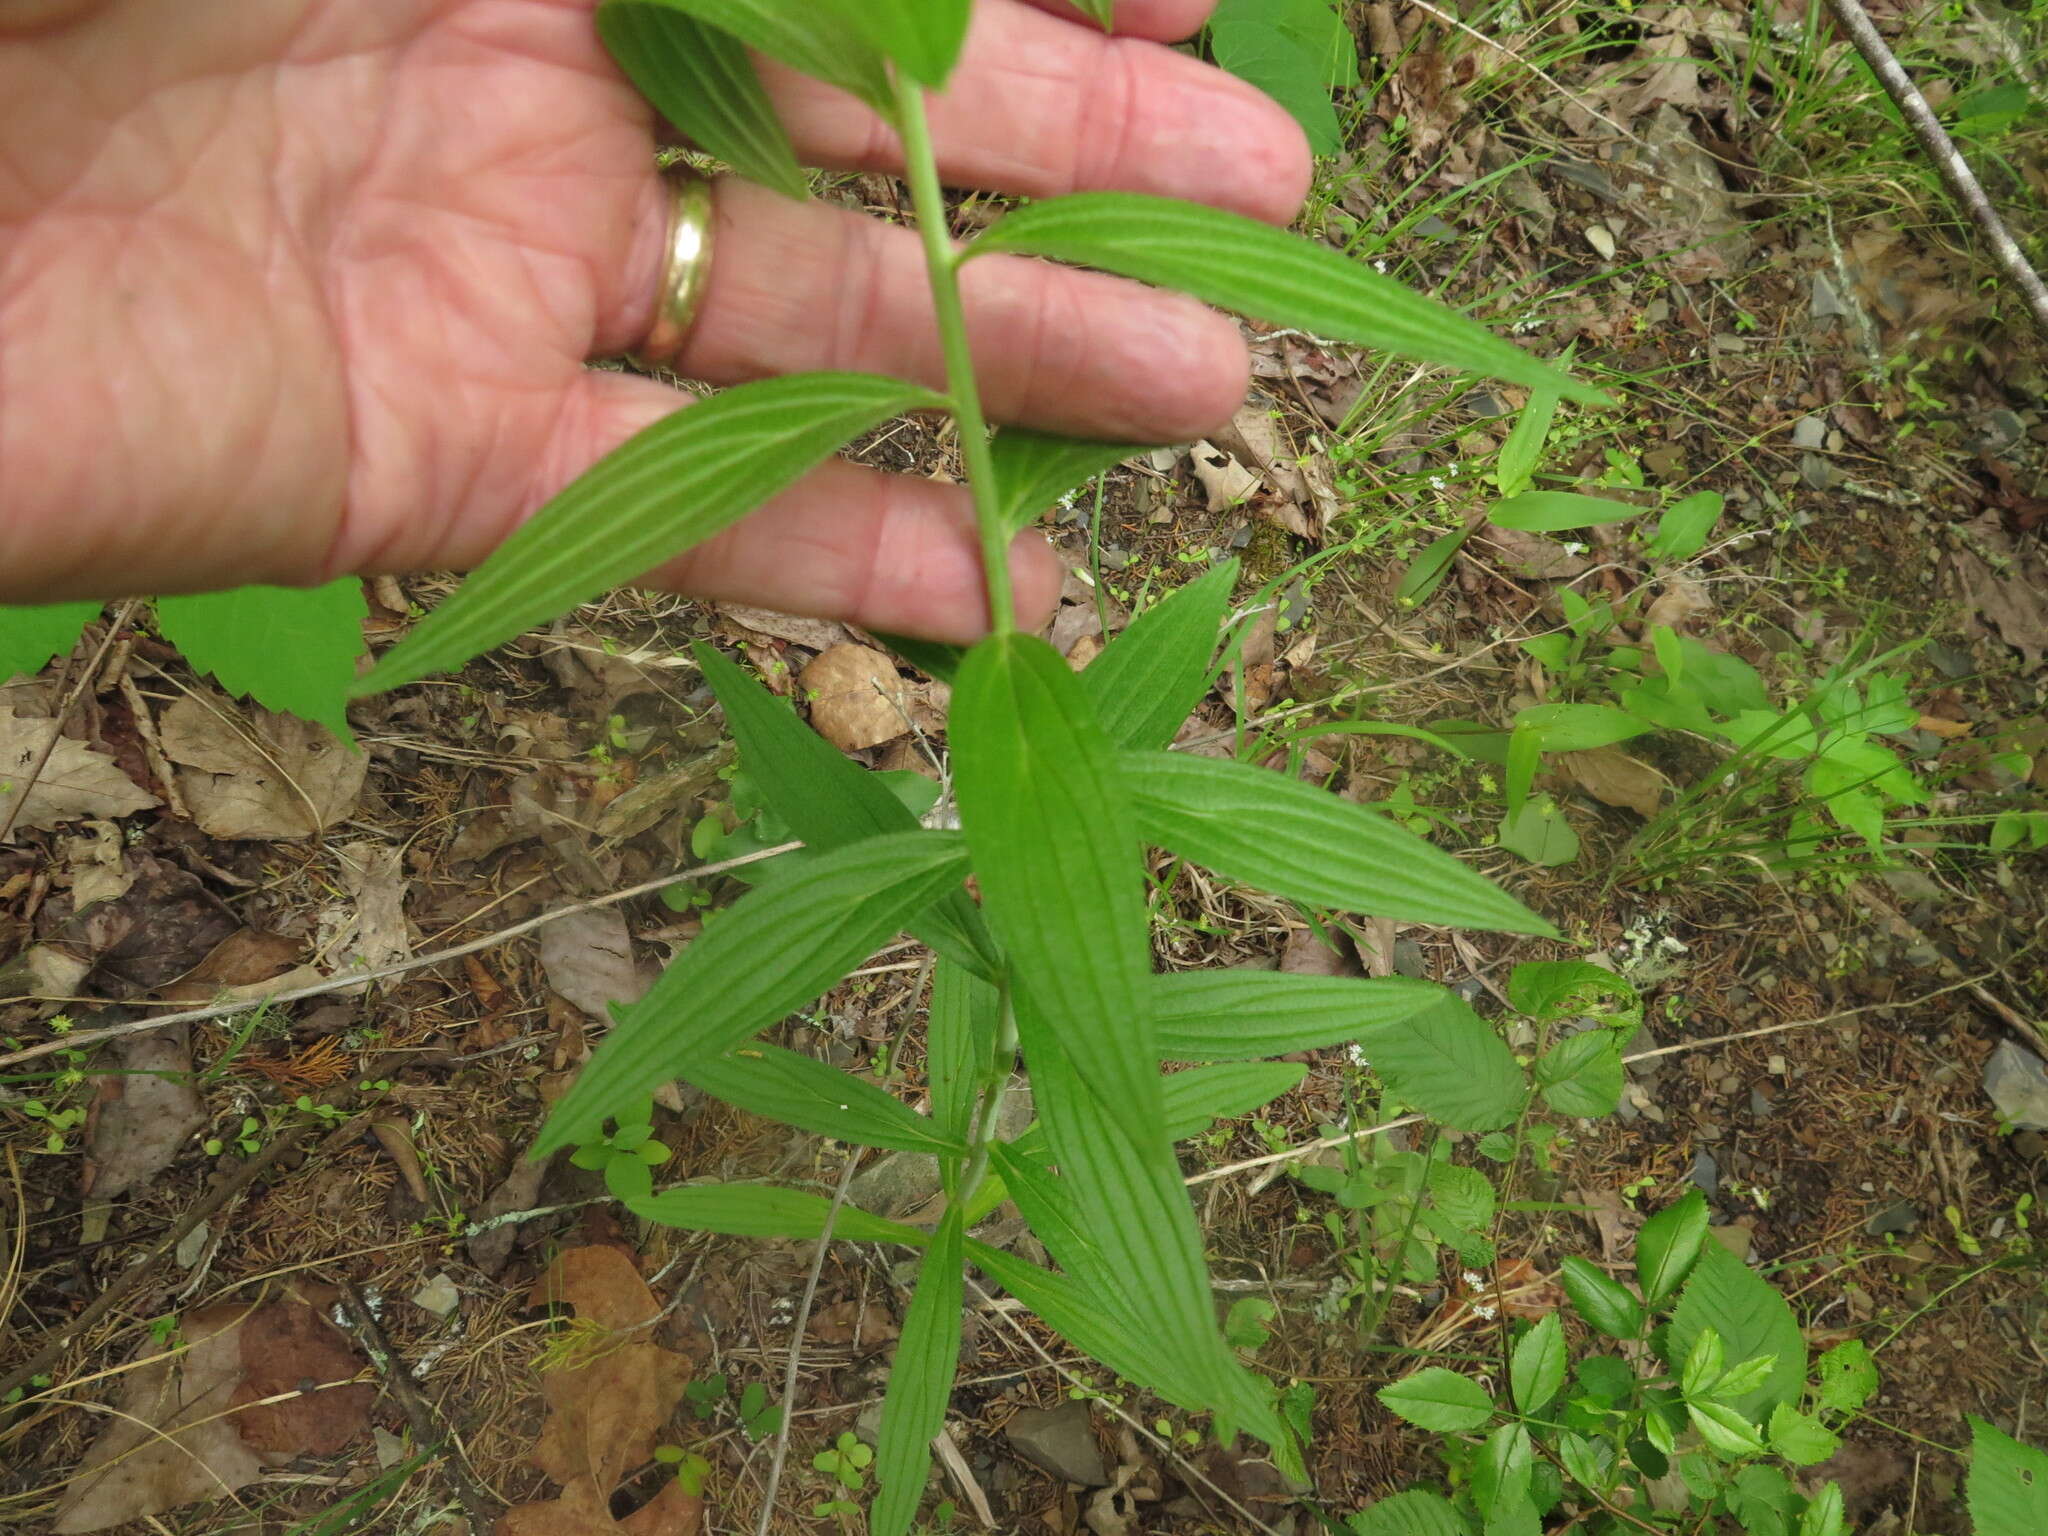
[1474, 1302, 1498, 1320]
[1462, 1270, 1486, 1289]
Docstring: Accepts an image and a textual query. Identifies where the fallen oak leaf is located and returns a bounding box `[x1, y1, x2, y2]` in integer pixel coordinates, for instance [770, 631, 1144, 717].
[0, 706, 159, 842]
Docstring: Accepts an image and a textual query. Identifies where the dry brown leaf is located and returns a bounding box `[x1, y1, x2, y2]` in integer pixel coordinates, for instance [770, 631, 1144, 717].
[60, 820, 136, 909]
[1950, 521, 2048, 665]
[81, 1026, 204, 1200]
[801, 644, 913, 751]
[162, 691, 365, 840]
[53, 1295, 370, 1534]
[0, 708, 159, 841]
[539, 906, 655, 1020]
[1558, 746, 1670, 819]
[1188, 440, 1260, 512]
[1477, 526, 1592, 580]
[327, 840, 411, 979]
[717, 602, 849, 651]
[1643, 575, 1713, 632]
[502, 1247, 699, 1536]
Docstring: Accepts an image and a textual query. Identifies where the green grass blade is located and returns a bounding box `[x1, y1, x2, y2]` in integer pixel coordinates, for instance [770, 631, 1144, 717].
[1150, 971, 1445, 1061]
[611, 0, 892, 110]
[968, 194, 1605, 404]
[870, 1210, 965, 1536]
[0, 601, 99, 683]
[598, 4, 809, 199]
[927, 959, 998, 1148]
[156, 581, 367, 740]
[1489, 491, 1641, 531]
[622, 1179, 928, 1245]
[357, 374, 939, 693]
[988, 428, 1155, 535]
[695, 641, 997, 977]
[1124, 751, 1556, 935]
[1080, 558, 1238, 750]
[683, 1044, 967, 1154]
[536, 830, 969, 1154]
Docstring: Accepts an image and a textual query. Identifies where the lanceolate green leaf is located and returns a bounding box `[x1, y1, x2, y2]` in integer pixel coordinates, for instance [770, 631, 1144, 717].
[969, 195, 1605, 404]
[614, 0, 892, 110]
[927, 959, 998, 1149]
[695, 641, 996, 977]
[1362, 991, 1526, 1131]
[1123, 751, 1556, 936]
[1150, 971, 1443, 1061]
[1081, 559, 1238, 750]
[536, 830, 969, 1154]
[1510, 1313, 1566, 1414]
[683, 1044, 966, 1154]
[845, 0, 972, 87]
[1489, 491, 1641, 531]
[873, 632, 964, 684]
[1159, 1061, 1305, 1139]
[0, 601, 98, 684]
[156, 581, 367, 740]
[953, 634, 1160, 1120]
[597, 4, 809, 199]
[621, 1179, 928, 1245]
[357, 375, 938, 693]
[871, 1210, 965, 1536]
[987, 428, 1154, 535]
[1068, 0, 1116, 27]
[1667, 1243, 1806, 1420]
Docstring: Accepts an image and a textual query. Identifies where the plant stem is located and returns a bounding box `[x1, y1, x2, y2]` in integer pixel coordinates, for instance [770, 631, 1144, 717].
[893, 74, 1014, 635]
[956, 989, 1020, 1206]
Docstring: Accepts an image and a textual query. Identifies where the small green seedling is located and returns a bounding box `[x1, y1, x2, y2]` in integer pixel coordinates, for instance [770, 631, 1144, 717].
[653, 1444, 713, 1497]
[813, 1431, 875, 1492]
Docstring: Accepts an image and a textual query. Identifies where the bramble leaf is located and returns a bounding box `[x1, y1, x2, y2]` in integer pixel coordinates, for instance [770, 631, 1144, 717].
[1559, 1256, 1642, 1340]
[1667, 1242, 1806, 1419]
[1635, 1188, 1710, 1306]
[0, 601, 98, 683]
[1511, 1313, 1566, 1414]
[1967, 1418, 2048, 1536]
[1377, 1367, 1494, 1432]
[1361, 990, 1527, 1131]
[357, 374, 939, 693]
[968, 194, 1605, 403]
[156, 581, 367, 740]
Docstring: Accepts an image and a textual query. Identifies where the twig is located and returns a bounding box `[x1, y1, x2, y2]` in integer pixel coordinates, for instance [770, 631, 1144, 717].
[0, 841, 802, 1071]
[1823, 0, 2048, 335]
[753, 1148, 862, 1536]
[335, 1281, 497, 1532]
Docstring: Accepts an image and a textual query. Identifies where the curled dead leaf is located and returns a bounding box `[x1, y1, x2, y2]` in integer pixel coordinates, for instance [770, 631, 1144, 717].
[1558, 746, 1669, 819]
[801, 644, 914, 752]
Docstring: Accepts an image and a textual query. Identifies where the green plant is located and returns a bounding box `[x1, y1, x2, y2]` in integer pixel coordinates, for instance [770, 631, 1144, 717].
[568, 1099, 674, 1183]
[682, 1372, 784, 1442]
[653, 1443, 713, 1497]
[322, 6, 1616, 1532]
[813, 1429, 875, 1492]
[1203, 0, 1360, 156]
[1365, 1188, 1867, 1536]
[203, 1115, 265, 1158]
[17, 1096, 84, 1154]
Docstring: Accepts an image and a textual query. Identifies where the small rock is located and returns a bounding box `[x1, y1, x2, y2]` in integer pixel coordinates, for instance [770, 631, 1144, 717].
[175, 1221, 211, 1271]
[1792, 416, 1829, 450]
[1716, 1074, 1741, 1097]
[1688, 1149, 1720, 1197]
[411, 1272, 461, 1318]
[374, 1427, 410, 1469]
[1864, 1199, 1920, 1237]
[1749, 1087, 1774, 1120]
[1391, 938, 1429, 979]
[1004, 1401, 1109, 1487]
[1983, 1040, 2048, 1130]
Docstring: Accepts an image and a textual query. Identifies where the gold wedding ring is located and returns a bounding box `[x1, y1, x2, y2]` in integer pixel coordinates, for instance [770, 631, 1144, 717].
[636, 165, 716, 367]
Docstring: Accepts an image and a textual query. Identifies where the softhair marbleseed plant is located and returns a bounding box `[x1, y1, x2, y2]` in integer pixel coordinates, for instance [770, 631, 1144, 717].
[353, 3, 1605, 1528]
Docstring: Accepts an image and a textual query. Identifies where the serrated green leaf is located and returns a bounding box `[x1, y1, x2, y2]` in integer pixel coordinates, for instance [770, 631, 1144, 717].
[1377, 1367, 1495, 1433]
[1729, 1463, 1795, 1535]
[1767, 1405, 1840, 1467]
[1080, 560, 1238, 750]
[357, 375, 939, 693]
[609, 0, 891, 109]
[1160, 1061, 1305, 1139]
[1647, 490, 1725, 562]
[1812, 1339, 1877, 1417]
[1428, 1161, 1495, 1232]
[1490, 492, 1641, 531]
[927, 959, 998, 1150]
[683, 1044, 965, 1154]
[968, 194, 1605, 404]
[0, 601, 98, 683]
[989, 429, 1154, 534]
[1124, 751, 1555, 935]
[1635, 1188, 1710, 1306]
[1149, 970, 1444, 1061]
[1474, 1422, 1533, 1517]
[1711, 1353, 1778, 1404]
[695, 641, 995, 977]
[1667, 1242, 1805, 1419]
[621, 1178, 927, 1245]
[1535, 1031, 1625, 1119]
[1360, 990, 1527, 1132]
[1969, 1417, 2048, 1536]
[870, 1210, 964, 1536]
[1688, 1399, 1765, 1457]
[1507, 960, 1640, 1027]
[1559, 1256, 1642, 1340]
[1682, 1327, 1726, 1401]
[1347, 1489, 1472, 1536]
[597, 4, 808, 198]
[536, 830, 969, 1154]
[1556, 1431, 1610, 1495]
[1510, 1314, 1566, 1414]
[156, 581, 367, 740]
[1799, 1482, 1846, 1536]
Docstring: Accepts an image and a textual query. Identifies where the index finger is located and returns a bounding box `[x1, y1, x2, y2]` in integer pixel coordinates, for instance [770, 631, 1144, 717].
[1019, 0, 1217, 41]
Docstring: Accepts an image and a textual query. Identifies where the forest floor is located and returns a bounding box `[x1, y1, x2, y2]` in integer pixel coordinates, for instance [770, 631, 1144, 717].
[4, 3, 2046, 1535]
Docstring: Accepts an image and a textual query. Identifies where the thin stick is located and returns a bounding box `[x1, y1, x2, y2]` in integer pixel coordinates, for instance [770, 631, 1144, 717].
[1823, 0, 2048, 335]
[0, 841, 801, 1072]
[753, 1149, 862, 1536]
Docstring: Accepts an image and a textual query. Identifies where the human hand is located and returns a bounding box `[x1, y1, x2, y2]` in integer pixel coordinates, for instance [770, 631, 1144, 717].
[0, 0, 1308, 638]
